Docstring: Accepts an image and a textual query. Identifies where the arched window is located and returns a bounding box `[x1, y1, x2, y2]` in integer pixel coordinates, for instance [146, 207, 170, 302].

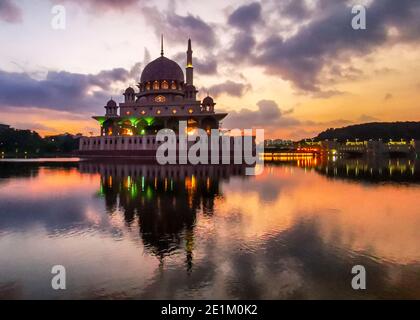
[171, 81, 177, 90]
[145, 82, 151, 90]
[161, 80, 169, 89]
[153, 81, 159, 90]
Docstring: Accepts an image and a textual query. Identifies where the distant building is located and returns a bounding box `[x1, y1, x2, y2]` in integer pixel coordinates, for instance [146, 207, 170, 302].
[265, 139, 294, 147]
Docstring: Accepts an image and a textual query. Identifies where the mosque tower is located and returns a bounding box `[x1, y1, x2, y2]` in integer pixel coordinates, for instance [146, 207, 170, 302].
[186, 39, 193, 85]
[184, 39, 197, 100]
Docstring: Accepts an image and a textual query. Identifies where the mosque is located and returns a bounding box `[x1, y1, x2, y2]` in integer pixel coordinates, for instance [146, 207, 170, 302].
[79, 38, 228, 156]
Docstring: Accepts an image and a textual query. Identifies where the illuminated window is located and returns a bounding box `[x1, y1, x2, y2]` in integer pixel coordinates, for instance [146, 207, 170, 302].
[126, 111, 131, 115]
[122, 128, 133, 136]
[153, 81, 159, 90]
[172, 109, 177, 114]
[155, 95, 166, 103]
[141, 110, 146, 115]
[171, 81, 177, 90]
[146, 82, 151, 90]
[161, 80, 169, 89]
[188, 109, 193, 114]
[156, 110, 161, 114]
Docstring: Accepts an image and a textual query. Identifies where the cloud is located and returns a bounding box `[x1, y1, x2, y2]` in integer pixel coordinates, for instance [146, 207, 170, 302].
[223, 100, 300, 129]
[358, 114, 379, 122]
[305, 118, 353, 127]
[0, 0, 22, 23]
[173, 52, 218, 75]
[251, 0, 420, 93]
[279, 0, 312, 20]
[228, 2, 262, 31]
[12, 122, 57, 132]
[0, 62, 142, 112]
[311, 90, 346, 99]
[54, 0, 140, 12]
[195, 58, 218, 75]
[227, 32, 256, 63]
[384, 93, 393, 101]
[324, 64, 364, 83]
[142, 5, 216, 49]
[202, 80, 251, 98]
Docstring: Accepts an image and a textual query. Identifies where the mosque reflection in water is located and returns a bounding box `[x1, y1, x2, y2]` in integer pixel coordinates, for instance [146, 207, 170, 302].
[79, 162, 246, 269]
[78, 156, 420, 269]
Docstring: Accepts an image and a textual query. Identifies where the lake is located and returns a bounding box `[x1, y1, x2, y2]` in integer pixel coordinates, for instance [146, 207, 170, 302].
[0, 157, 419, 299]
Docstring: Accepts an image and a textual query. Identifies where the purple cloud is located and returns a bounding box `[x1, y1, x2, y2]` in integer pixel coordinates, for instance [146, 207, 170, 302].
[54, 0, 140, 12]
[202, 80, 251, 98]
[0, 65, 137, 112]
[0, 0, 22, 23]
[142, 5, 216, 49]
[228, 2, 262, 30]
[223, 100, 300, 129]
[242, 0, 420, 93]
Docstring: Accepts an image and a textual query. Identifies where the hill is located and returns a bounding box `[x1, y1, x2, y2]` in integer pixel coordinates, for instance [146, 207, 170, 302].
[314, 121, 420, 142]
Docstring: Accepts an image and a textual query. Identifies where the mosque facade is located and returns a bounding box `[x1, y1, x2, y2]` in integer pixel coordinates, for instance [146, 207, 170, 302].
[79, 38, 229, 156]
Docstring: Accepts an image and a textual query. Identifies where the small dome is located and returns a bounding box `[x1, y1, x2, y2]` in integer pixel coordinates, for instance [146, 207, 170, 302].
[140, 56, 184, 84]
[203, 96, 214, 106]
[125, 87, 135, 94]
[106, 99, 117, 107]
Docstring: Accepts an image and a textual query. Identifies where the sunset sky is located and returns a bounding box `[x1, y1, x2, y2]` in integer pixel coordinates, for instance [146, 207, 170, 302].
[0, 0, 419, 139]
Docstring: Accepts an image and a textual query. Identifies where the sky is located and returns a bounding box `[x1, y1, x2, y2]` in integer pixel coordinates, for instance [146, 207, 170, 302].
[0, 0, 419, 139]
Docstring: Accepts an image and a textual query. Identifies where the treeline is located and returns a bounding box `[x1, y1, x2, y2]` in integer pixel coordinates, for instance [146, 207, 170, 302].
[314, 122, 420, 142]
[0, 125, 81, 155]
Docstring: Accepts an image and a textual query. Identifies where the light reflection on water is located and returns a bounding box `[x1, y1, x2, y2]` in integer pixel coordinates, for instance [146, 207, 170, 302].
[0, 158, 419, 299]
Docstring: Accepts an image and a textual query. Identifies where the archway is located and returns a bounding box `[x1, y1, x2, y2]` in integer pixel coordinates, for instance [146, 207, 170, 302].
[103, 118, 119, 136]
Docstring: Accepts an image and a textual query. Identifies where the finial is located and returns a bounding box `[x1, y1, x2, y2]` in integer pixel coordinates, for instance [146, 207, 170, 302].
[161, 34, 164, 56]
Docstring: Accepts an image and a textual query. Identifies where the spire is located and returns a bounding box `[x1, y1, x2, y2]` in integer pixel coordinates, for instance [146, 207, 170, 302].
[160, 34, 164, 56]
[187, 38, 193, 67]
[186, 38, 194, 85]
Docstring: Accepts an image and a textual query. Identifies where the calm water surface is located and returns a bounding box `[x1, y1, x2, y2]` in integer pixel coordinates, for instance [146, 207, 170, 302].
[0, 158, 419, 299]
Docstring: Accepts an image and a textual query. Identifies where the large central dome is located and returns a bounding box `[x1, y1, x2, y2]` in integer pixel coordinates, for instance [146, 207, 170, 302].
[140, 56, 184, 83]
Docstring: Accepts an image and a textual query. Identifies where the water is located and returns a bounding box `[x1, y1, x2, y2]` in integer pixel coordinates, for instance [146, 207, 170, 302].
[0, 157, 419, 299]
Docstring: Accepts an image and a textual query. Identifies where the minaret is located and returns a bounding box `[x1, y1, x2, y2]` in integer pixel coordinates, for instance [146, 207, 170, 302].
[161, 34, 164, 56]
[186, 39, 193, 85]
